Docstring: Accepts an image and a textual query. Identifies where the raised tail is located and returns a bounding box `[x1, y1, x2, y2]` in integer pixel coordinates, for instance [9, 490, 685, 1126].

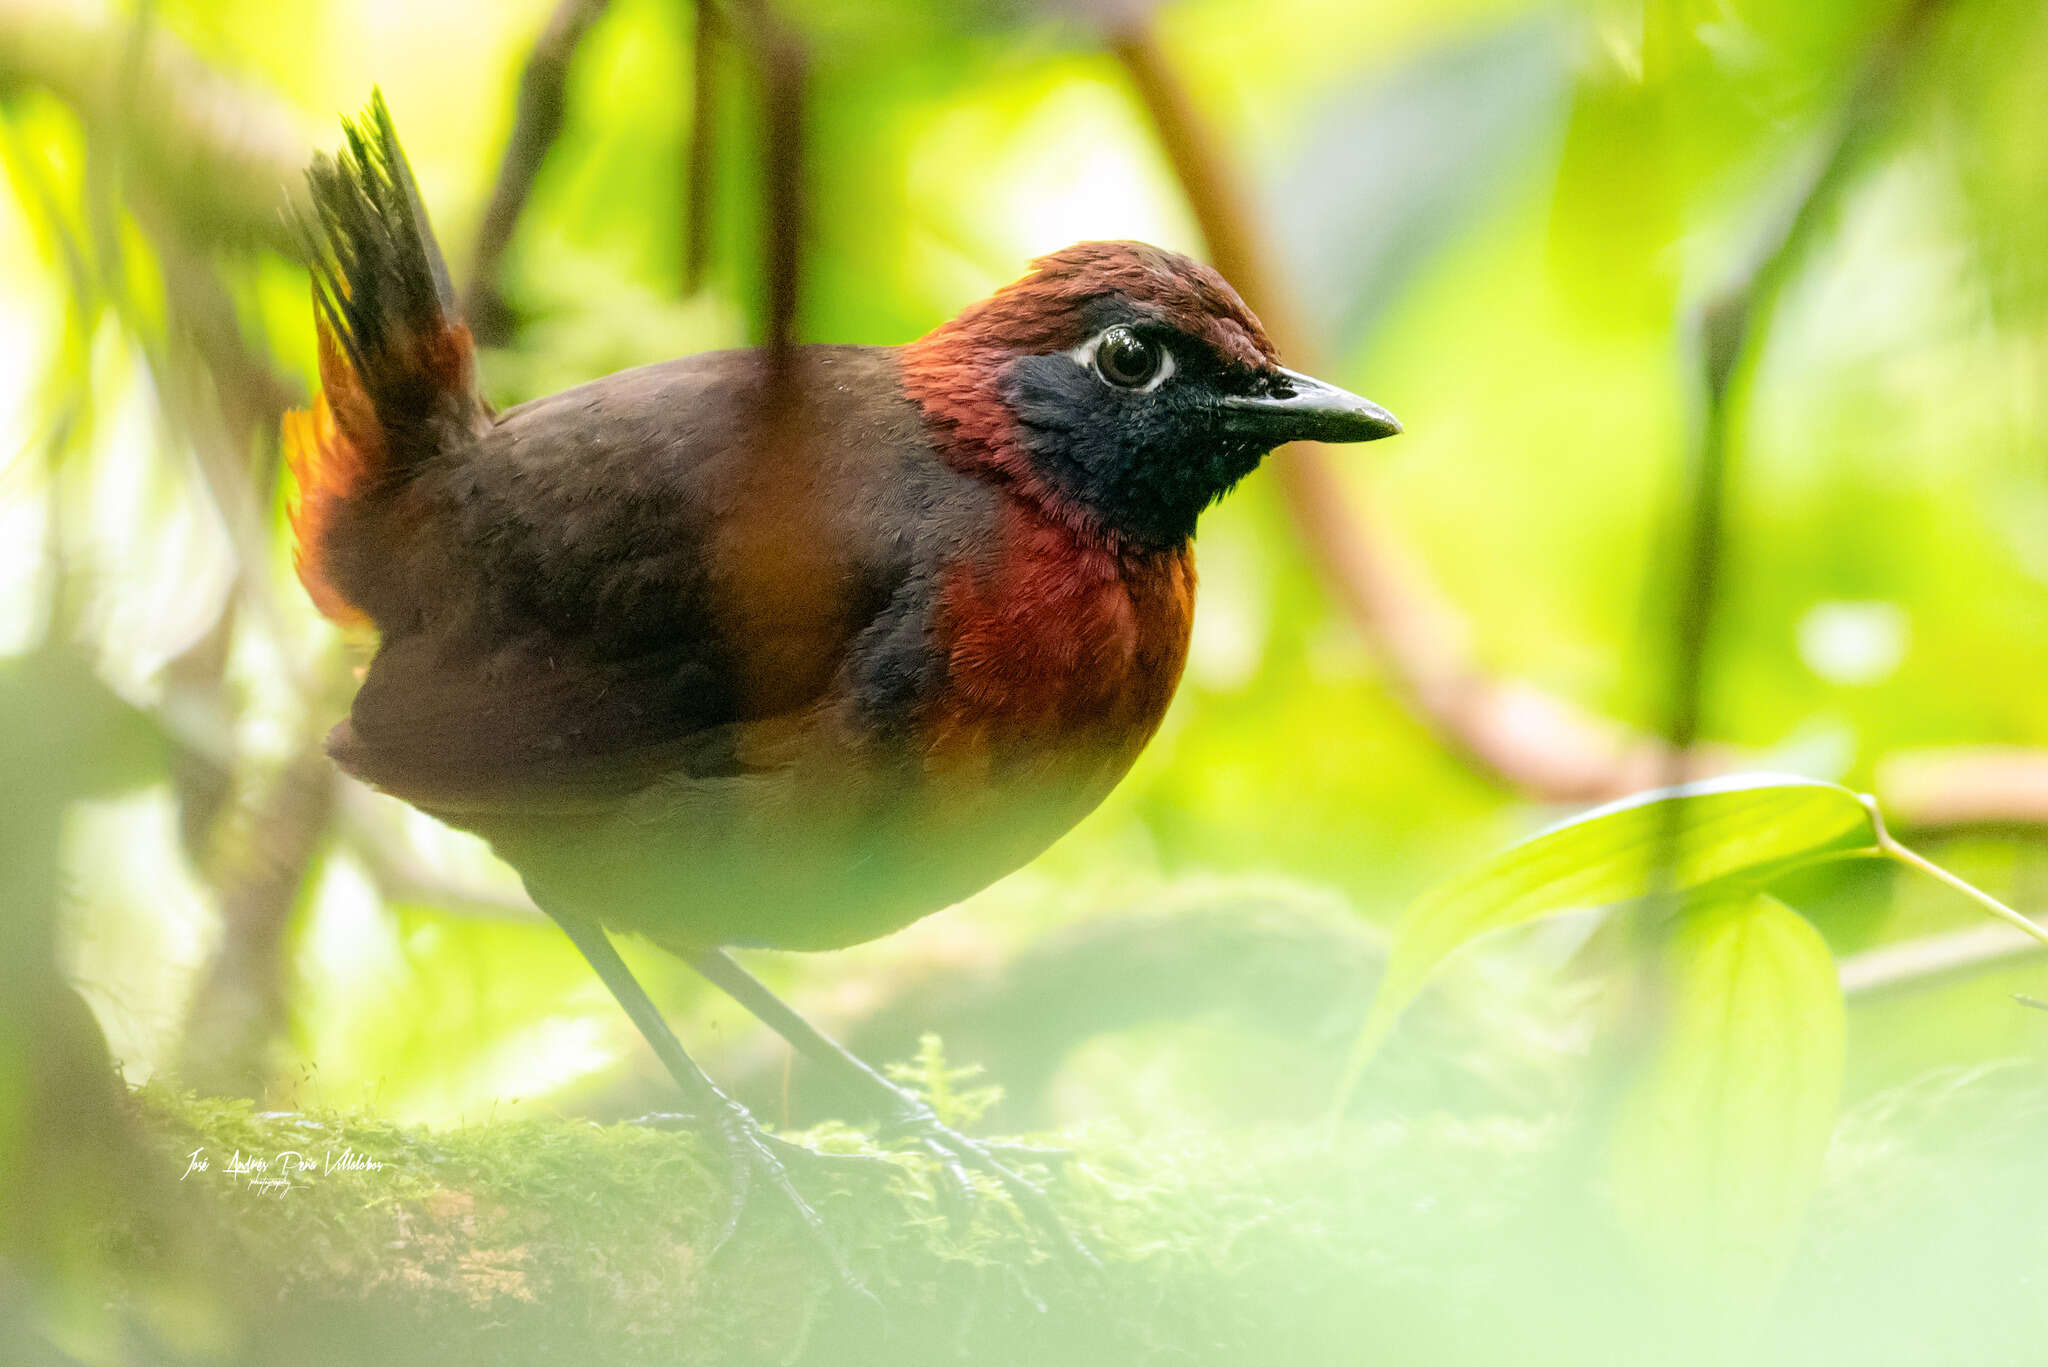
[284, 91, 485, 625]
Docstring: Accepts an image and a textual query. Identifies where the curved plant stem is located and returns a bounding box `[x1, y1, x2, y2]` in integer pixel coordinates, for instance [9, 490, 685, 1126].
[1860, 794, 2048, 946]
[1880, 840, 2048, 947]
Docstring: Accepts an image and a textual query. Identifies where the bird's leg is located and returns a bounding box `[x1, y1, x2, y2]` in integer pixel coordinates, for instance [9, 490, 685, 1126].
[682, 948, 1068, 1162]
[685, 947, 1093, 1269]
[552, 917, 875, 1299]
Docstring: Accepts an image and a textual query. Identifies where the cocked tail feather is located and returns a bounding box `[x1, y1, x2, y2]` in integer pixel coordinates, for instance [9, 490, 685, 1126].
[284, 91, 485, 625]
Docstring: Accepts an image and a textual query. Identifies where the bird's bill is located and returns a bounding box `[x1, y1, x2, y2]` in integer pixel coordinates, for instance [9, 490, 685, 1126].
[1219, 367, 1401, 445]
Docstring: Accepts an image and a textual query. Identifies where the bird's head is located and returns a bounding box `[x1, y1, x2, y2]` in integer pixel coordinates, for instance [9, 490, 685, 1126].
[901, 241, 1399, 549]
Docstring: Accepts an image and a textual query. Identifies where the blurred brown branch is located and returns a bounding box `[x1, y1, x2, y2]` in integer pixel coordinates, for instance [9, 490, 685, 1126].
[682, 0, 719, 294]
[461, 0, 798, 361]
[178, 741, 336, 1096]
[1107, 14, 2034, 836]
[465, 0, 615, 346]
[1112, 24, 1700, 805]
[146, 212, 304, 445]
[1840, 921, 2048, 998]
[0, 0, 308, 251]
[1879, 749, 2048, 832]
[0, 2, 338, 1097]
[746, 0, 806, 370]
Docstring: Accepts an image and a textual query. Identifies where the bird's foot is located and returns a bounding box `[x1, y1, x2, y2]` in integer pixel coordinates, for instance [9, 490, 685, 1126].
[632, 1107, 881, 1305]
[877, 1101, 1098, 1276]
[627, 1104, 1095, 1279]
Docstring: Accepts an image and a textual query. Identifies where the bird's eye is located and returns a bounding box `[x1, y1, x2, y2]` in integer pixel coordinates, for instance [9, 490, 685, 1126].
[1094, 326, 1165, 389]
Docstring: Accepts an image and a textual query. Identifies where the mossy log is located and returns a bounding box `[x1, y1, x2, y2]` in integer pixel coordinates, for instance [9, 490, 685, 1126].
[34, 1068, 2048, 1367]
[81, 1089, 1560, 1366]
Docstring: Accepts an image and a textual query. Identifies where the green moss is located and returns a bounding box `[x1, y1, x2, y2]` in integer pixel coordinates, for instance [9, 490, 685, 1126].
[96, 1087, 1556, 1366]
[64, 1068, 2048, 1366]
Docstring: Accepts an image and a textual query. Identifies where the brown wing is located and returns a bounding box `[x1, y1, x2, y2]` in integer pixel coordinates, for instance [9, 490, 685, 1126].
[328, 345, 987, 814]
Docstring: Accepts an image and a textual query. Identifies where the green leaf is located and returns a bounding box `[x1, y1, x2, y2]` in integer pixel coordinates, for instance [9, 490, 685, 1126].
[1609, 892, 1845, 1301]
[1334, 774, 1873, 1110]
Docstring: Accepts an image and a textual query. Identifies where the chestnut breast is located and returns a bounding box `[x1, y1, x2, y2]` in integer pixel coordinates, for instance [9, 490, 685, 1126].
[925, 498, 1195, 792]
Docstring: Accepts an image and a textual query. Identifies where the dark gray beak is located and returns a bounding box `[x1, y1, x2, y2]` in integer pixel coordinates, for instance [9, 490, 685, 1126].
[1219, 366, 1401, 445]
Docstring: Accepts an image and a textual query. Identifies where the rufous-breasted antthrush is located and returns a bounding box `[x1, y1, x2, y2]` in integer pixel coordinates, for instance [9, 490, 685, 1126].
[286, 95, 1399, 1279]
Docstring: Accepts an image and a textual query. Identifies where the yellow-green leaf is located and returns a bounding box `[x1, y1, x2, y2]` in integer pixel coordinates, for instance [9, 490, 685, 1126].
[1609, 892, 1845, 1302]
[1335, 774, 1871, 1108]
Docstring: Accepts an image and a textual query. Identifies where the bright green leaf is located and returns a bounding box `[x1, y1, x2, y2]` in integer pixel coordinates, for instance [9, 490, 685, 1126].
[1609, 892, 1845, 1302]
[1334, 774, 1873, 1111]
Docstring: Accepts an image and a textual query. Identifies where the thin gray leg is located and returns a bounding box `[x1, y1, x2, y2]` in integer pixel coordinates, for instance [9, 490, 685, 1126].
[552, 917, 872, 1297]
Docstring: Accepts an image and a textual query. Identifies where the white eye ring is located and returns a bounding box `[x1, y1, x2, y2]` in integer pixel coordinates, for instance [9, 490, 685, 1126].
[1068, 327, 1177, 393]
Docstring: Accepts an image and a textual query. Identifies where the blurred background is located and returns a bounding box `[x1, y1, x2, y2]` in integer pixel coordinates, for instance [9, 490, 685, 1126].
[2, 0, 2048, 1354]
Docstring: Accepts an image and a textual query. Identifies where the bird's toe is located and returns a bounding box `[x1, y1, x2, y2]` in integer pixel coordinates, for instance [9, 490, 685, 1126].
[702, 1103, 880, 1304]
[883, 1109, 1100, 1276]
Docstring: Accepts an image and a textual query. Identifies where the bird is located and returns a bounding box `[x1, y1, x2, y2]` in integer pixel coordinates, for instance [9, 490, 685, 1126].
[285, 93, 1400, 1280]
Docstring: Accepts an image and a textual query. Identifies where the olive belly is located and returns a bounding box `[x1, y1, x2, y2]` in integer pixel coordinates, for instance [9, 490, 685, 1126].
[471, 740, 1134, 952]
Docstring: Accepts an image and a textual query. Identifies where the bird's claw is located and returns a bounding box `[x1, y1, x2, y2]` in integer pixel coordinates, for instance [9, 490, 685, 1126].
[875, 1109, 1073, 1169]
[628, 1100, 1094, 1283]
[968, 1137, 1074, 1169]
[881, 1104, 1099, 1276]
[756, 1128, 905, 1175]
[669, 1103, 882, 1307]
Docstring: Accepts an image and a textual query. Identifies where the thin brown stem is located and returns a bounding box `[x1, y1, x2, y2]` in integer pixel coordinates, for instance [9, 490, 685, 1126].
[1109, 15, 2021, 831]
[749, 0, 806, 374]
[683, 0, 719, 295]
[464, 0, 614, 345]
[177, 741, 337, 1096]
[1112, 25, 1685, 804]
